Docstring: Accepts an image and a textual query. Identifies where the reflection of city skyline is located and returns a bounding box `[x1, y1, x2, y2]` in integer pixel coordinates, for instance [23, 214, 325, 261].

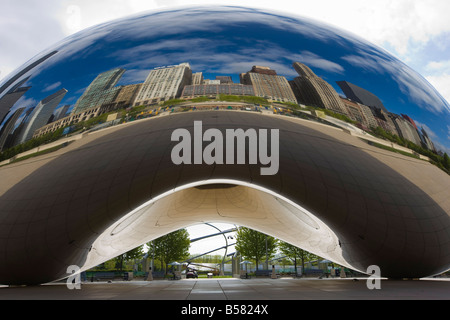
[0, 59, 438, 157]
[0, 6, 448, 155]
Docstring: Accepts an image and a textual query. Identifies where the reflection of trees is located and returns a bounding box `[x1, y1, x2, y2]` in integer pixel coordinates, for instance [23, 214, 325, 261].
[371, 126, 449, 175]
[0, 127, 64, 162]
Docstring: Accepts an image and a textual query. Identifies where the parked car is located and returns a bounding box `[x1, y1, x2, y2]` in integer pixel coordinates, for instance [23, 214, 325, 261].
[186, 269, 198, 279]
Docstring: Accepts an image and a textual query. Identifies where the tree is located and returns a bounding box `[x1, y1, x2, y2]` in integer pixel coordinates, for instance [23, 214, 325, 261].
[278, 241, 317, 277]
[234, 227, 278, 270]
[147, 229, 191, 274]
[114, 245, 145, 271]
[444, 153, 450, 171]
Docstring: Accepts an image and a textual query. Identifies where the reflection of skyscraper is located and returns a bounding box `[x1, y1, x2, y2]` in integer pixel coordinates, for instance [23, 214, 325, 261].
[401, 114, 418, 131]
[54, 105, 71, 121]
[336, 81, 388, 113]
[216, 76, 233, 84]
[18, 88, 67, 144]
[0, 77, 31, 128]
[134, 63, 192, 105]
[291, 62, 348, 115]
[0, 107, 25, 151]
[419, 128, 436, 152]
[0, 51, 57, 97]
[72, 68, 125, 114]
[192, 72, 204, 85]
[390, 114, 422, 146]
[240, 66, 297, 103]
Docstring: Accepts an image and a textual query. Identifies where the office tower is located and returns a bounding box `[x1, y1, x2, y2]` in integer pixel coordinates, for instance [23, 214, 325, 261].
[240, 66, 297, 103]
[54, 105, 71, 121]
[0, 77, 31, 128]
[370, 107, 398, 136]
[0, 51, 57, 97]
[340, 97, 367, 125]
[0, 107, 25, 151]
[291, 62, 348, 115]
[134, 63, 192, 105]
[390, 114, 422, 146]
[419, 128, 436, 152]
[401, 114, 418, 131]
[192, 72, 203, 85]
[215, 76, 233, 84]
[111, 84, 142, 109]
[17, 88, 67, 144]
[358, 103, 379, 129]
[72, 68, 125, 114]
[336, 81, 388, 113]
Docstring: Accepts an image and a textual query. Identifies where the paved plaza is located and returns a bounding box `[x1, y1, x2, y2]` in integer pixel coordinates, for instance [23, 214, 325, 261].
[1, 278, 449, 300]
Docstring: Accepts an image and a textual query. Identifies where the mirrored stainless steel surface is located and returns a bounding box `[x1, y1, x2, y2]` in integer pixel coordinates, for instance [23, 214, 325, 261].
[0, 6, 449, 285]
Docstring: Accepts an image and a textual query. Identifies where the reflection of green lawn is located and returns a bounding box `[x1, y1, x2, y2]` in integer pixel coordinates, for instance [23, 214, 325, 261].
[3, 142, 72, 166]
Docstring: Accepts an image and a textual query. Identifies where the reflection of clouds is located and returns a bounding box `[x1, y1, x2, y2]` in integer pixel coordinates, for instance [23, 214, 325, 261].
[15, 95, 37, 110]
[118, 69, 152, 84]
[42, 81, 62, 92]
[342, 49, 450, 115]
[341, 54, 385, 74]
[291, 51, 344, 74]
[1, 5, 448, 151]
[111, 36, 343, 79]
[414, 120, 438, 139]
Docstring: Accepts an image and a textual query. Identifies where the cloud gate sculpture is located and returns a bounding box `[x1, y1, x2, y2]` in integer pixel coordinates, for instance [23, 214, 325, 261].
[0, 6, 449, 285]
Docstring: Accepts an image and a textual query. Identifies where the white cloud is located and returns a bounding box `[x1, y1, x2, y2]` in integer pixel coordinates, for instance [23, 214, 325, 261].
[42, 81, 62, 92]
[426, 74, 450, 108]
[1, 0, 449, 109]
[291, 52, 344, 74]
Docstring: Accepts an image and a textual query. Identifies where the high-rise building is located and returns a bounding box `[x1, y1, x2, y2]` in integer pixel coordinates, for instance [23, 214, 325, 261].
[370, 107, 398, 136]
[240, 66, 297, 103]
[391, 114, 422, 146]
[0, 107, 25, 151]
[336, 81, 388, 113]
[215, 76, 233, 84]
[340, 97, 366, 125]
[358, 103, 379, 129]
[419, 128, 436, 152]
[72, 68, 125, 114]
[291, 62, 348, 115]
[0, 51, 57, 98]
[401, 114, 418, 131]
[0, 77, 31, 128]
[134, 63, 192, 106]
[17, 88, 67, 144]
[192, 72, 203, 85]
[111, 84, 142, 109]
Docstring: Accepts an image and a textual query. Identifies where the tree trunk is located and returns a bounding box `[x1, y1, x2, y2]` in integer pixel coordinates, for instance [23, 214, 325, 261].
[294, 257, 297, 276]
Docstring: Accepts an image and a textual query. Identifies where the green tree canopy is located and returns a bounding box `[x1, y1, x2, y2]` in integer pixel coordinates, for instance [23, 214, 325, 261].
[278, 241, 319, 276]
[147, 229, 191, 274]
[114, 245, 145, 271]
[234, 227, 278, 270]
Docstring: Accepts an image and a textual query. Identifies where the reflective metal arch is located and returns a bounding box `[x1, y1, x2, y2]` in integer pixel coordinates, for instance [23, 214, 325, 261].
[0, 6, 449, 285]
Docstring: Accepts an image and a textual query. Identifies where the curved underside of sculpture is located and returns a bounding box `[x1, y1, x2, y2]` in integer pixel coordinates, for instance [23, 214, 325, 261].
[0, 111, 449, 285]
